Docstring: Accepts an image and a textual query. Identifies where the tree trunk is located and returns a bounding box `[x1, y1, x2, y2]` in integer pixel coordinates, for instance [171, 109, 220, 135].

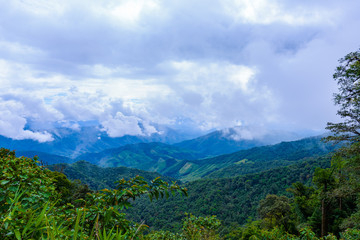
[321, 199, 327, 237]
[339, 197, 342, 211]
[321, 182, 328, 238]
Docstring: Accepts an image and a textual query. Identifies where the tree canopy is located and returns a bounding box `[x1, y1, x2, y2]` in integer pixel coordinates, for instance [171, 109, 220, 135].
[326, 48, 360, 143]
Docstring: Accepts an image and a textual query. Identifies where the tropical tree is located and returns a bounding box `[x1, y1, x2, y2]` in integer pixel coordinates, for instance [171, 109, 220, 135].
[326, 48, 360, 143]
[258, 194, 293, 231]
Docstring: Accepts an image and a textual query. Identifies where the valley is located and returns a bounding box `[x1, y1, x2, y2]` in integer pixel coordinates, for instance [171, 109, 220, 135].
[13, 129, 339, 234]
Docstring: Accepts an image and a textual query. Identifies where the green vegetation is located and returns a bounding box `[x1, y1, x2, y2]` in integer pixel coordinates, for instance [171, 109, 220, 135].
[0, 148, 188, 239]
[47, 160, 176, 190]
[175, 136, 336, 181]
[125, 156, 332, 232]
[2, 143, 360, 239]
[76, 142, 203, 174]
[223, 141, 360, 239]
[325, 48, 360, 143]
[74, 135, 336, 182]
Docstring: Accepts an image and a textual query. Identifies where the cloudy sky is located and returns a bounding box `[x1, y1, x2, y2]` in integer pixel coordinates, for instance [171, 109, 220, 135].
[0, 0, 359, 142]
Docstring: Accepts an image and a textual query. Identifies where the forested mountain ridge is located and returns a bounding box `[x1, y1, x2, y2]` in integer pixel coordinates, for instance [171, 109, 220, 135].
[46, 152, 333, 233]
[205, 135, 338, 179]
[0, 126, 198, 159]
[166, 135, 337, 181]
[126, 155, 332, 232]
[72, 135, 336, 182]
[174, 127, 307, 156]
[75, 142, 203, 172]
[16, 150, 73, 165]
[47, 160, 176, 190]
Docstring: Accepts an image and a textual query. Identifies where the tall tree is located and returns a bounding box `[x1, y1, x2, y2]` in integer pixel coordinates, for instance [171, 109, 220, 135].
[323, 48, 360, 235]
[313, 168, 336, 237]
[326, 48, 360, 143]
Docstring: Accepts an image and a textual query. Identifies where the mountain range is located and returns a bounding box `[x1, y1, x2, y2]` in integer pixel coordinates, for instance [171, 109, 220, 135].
[47, 160, 175, 190]
[7, 125, 315, 162]
[0, 125, 197, 159]
[174, 127, 307, 156]
[7, 125, 334, 183]
[36, 134, 335, 183]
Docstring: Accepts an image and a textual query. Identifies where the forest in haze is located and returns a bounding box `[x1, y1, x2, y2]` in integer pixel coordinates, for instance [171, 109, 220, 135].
[1, 49, 360, 239]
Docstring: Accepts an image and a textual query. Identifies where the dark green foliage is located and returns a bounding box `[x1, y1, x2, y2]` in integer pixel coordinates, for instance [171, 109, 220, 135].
[258, 194, 293, 231]
[287, 182, 317, 224]
[48, 160, 176, 190]
[0, 148, 58, 220]
[0, 148, 187, 239]
[125, 156, 331, 232]
[182, 213, 221, 240]
[143, 214, 222, 240]
[233, 142, 360, 239]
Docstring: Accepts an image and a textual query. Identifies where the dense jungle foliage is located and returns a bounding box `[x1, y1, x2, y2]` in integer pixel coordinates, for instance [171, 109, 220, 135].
[125, 155, 332, 232]
[1, 142, 360, 239]
[0, 148, 190, 239]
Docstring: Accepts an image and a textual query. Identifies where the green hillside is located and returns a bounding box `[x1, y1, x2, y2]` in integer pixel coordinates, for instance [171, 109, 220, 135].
[16, 150, 73, 165]
[73, 136, 337, 182]
[169, 135, 337, 181]
[126, 155, 332, 232]
[75, 142, 203, 173]
[48, 160, 176, 190]
[50, 150, 333, 233]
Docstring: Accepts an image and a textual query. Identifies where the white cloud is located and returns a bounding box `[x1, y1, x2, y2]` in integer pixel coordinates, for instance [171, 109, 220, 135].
[148, 60, 277, 130]
[100, 112, 157, 137]
[108, 0, 161, 26]
[224, 0, 336, 25]
[222, 125, 268, 141]
[0, 0, 360, 140]
[0, 99, 54, 142]
[57, 121, 81, 131]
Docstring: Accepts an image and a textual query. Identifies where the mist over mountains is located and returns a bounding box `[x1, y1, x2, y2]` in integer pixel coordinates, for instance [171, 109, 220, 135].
[3, 124, 332, 184]
[0, 125, 199, 159]
[1, 124, 319, 161]
[175, 126, 312, 156]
